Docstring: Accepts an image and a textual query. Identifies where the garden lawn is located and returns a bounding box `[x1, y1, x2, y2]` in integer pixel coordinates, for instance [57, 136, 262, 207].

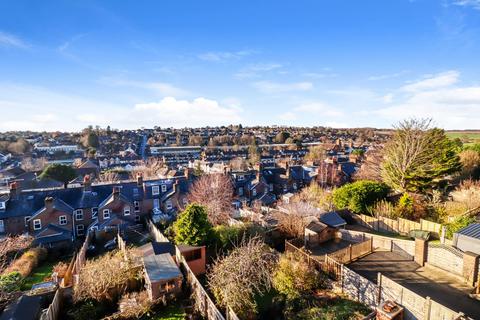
[144, 303, 186, 320]
[21, 260, 57, 290]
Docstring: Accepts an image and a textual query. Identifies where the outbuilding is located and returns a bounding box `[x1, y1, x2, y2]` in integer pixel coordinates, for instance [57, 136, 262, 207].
[453, 223, 480, 255]
[143, 253, 183, 301]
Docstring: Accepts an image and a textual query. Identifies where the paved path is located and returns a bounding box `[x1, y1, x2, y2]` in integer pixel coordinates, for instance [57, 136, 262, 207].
[349, 251, 480, 319]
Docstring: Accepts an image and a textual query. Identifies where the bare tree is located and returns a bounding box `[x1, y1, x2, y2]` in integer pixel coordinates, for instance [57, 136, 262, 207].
[130, 158, 165, 180]
[0, 235, 33, 273]
[275, 201, 319, 238]
[353, 147, 384, 181]
[207, 238, 277, 318]
[188, 173, 234, 225]
[21, 157, 47, 172]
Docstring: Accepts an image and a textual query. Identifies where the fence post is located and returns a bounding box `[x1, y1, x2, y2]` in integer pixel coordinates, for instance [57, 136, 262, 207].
[341, 263, 344, 293]
[440, 226, 446, 244]
[370, 237, 373, 253]
[424, 296, 432, 320]
[377, 273, 382, 305]
[349, 245, 352, 263]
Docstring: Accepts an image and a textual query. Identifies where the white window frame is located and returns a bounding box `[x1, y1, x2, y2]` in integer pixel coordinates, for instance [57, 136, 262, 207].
[252, 188, 257, 196]
[161, 184, 167, 192]
[24, 216, 31, 227]
[153, 198, 160, 209]
[0, 202, 5, 210]
[0, 219, 4, 233]
[59, 215, 67, 225]
[238, 187, 244, 196]
[75, 209, 83, 221]
[152, 185, 160, 195]
[238, 175, 244, 181]
[103, 209, 110, 219]
[33, 219, 42, 230]
[134, 201, 140, 212]
[92, 207, 98, 218]
[293, 183, 297, 190]
[76, 224, 84, 236]
[124, 206, 131, 216]
[166, 200, 173, 210]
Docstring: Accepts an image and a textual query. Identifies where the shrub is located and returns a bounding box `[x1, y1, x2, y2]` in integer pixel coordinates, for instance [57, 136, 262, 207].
[173, 204, 214, 246]
[332, 180, 390, 214]
[446, 215, 476, 239]
[67, 300, 108, 320]
[273, 252, 326, 300]
[4, 247, 47, 278]
[0, 272, 23, 293]
[74, 249, 143, 303]
[106, 291, 153, 320]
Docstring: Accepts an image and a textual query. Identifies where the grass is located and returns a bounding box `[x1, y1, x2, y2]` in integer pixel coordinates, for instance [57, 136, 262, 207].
[307, 297, 372, 320]
[446, 131, 480, 146]
[144, 303, 186, 320]
[21, 260, 57, 290]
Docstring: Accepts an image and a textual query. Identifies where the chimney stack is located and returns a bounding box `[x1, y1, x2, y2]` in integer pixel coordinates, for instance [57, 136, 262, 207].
[45, 197, 54, 210]
[83, 175, 92, 192]
[113, 186, 121, 198]
[9, 182, 18, 199]
[137, 173, 143, 187]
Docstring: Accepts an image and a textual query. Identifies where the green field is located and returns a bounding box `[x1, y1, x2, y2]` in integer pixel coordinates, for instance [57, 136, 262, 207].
[446, 131, 480, 146]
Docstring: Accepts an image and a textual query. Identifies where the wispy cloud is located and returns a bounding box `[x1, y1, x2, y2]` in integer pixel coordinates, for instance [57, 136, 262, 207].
[400, 70, 459, 92]
[367, 70, 410, 81]
[253, 81, 313, 93]
[58, 34, 86, 52]
[198, 50, 255, 62]
[0, 31, 29, 49]
[98, 77, 190, 96]
[453, 0, 480, 10]
[303, 72, 338, 79]
[234, 63, 283, 79]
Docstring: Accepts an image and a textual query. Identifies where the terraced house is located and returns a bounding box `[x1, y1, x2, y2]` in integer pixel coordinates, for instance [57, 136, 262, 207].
[0, 174, 190, 247]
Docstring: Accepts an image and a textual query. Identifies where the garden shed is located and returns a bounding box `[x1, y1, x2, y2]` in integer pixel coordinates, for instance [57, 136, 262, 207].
[143, 253, 183, 301]
[453, 223, 480, 255]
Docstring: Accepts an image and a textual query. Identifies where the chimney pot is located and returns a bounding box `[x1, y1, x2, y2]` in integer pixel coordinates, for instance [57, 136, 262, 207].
[45, 197, 54, 209]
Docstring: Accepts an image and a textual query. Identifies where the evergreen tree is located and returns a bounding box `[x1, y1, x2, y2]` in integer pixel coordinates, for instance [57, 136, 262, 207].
[173, 204, 213, 246]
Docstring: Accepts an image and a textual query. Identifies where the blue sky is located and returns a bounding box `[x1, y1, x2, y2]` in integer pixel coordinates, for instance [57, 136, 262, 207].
[1, 0, 480, 131]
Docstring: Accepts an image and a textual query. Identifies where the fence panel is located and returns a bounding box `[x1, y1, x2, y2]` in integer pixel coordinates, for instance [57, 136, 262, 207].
[380, 275, 425, 320]
[398, 218, 421, 235]
[378, 216, 398, 233]
[148, 220, 170, 242]
[342, 267, 378, 308]
[429, 300, 461, 320]
[43, 288, 63, 320]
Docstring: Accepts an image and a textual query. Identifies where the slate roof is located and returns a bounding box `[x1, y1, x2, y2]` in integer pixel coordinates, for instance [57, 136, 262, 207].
[319, 211, 347, 228]
[143, 253, 182, 282]
[306, 220, 328, 233]
[456, 223, 480, 239]
[34, 224, 73, 245]
[0, 294, 43, 320]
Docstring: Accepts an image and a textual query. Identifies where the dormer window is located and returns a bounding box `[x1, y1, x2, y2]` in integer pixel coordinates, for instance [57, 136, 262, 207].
[33, 219, 41, 230]
[152, 186, 160, 196]
[161, 184, 167, 192]
[59, 215, 67, 225]
[103, 209, 110, 219]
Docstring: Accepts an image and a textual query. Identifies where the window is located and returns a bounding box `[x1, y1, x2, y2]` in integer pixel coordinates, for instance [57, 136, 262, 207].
[269, 184, 273, 192]
[293, 183, 297, 190]
[33, 219, 42, 230]
[153, 198, 160, 209]
[124, 206, 130, 216]
[182, 198, 188, 206]
[103, 209, 110, 219]
[76, 224, 84, 236]
[252, 189, 257, 196]
[75, 209, 83, 221]
[135, 215, 141, 222]
[92, 207, 98, 218]
[161, 184, 167, 192]
[0, 220, 4, 233]
[24, 216, 31, 227]
[152, 185, 160, 195]
[134, 201, 140, 212]
[238, 187, 244, 196]
[238, 175, 244, 181]
[0, 202, 5, 210]
[166, 200, 173, 210]
[59, 215, 67, 225]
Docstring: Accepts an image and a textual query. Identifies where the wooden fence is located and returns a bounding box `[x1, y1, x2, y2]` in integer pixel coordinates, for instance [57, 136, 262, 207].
[147, 220, 170, 242]
[355, 214, 444, 239]
[42, 288, 63, 320]
[328, 238, 373, 264]
[62, 231, 92, 287]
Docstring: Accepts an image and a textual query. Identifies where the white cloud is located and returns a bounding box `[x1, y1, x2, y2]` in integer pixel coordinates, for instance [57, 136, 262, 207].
[401, 70, 459, 92]
[368, 70, 409, 81]
[453, 0, 480, 9]
[198, 50, 255, 62]
[234, 63, 283, 79]
[98, 77, 189, 96]
[278, 112, 297, 121]
[58, 34, 86, 52]
[376, 74, 480, 129]
[303, 72, 338, 79]
[0, 31, 29, 49]
[133, 97, 243, 127]
[295, 102, 343, 117]
[253, 81, 313, 93]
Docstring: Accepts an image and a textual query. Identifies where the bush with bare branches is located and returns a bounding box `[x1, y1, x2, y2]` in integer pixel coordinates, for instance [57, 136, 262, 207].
[451, 179, 480, 211]
[294, 183, 332, 211]
[3, 247, 47, 278]
[275, 202, 319, 238]
[105, 291, 154, 320]
[0, 235, 33, 273]
[187, 173, 234, 225]
[74, 249, 143, 303]
[207, 238, 277, 318]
